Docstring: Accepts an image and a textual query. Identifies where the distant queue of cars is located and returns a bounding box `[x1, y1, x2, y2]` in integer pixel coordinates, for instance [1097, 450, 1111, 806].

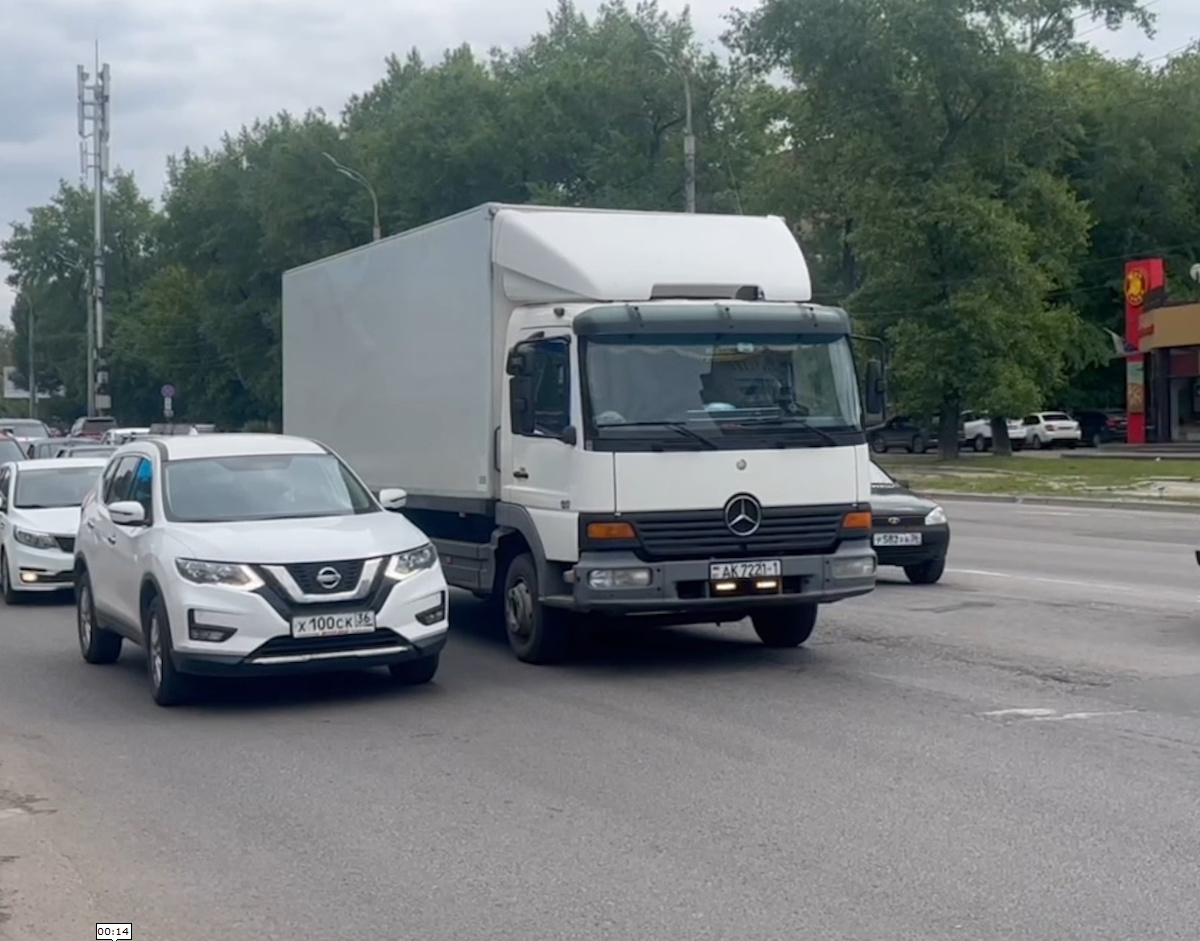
[870, 408, 1127, 454]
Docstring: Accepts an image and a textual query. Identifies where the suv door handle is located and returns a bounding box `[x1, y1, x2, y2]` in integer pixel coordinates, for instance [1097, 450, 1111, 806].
[104, 534, 117, 546]
[513, 468, 529, 479]
[85, 520, 96, 530]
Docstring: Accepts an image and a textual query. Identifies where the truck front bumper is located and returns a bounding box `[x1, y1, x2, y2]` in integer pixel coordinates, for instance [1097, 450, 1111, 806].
[558, 541, 876, 614]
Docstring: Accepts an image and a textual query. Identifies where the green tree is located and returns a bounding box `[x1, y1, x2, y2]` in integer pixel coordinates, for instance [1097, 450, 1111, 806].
[729, 0, 1155, 456]
[1, 172, 159, 421]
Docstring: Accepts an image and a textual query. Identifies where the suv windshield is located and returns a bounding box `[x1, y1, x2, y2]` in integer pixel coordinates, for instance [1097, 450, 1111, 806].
[163, 453, 379, 523]
[584, 333, 863, 448]
[14, 466, 102, 509]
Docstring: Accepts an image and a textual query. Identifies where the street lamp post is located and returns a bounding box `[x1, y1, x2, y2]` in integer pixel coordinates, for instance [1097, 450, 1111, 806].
[322, 152, 382, 241]
[635, 28, 696, 213]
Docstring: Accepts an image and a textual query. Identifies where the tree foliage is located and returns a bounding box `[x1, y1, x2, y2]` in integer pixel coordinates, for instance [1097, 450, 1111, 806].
[2, 0, 1198, 443]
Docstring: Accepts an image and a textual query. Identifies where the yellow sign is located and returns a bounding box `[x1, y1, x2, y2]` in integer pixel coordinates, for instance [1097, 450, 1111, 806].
[1125, 268, 1147, 307]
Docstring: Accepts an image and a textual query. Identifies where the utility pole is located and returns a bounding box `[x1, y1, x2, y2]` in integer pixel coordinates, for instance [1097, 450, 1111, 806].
[633, 26, 696, 213]
[78, 45, 111, 417]
[25, 295, 35, 420]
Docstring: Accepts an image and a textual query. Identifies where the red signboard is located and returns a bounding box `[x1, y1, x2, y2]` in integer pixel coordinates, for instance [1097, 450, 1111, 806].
[1124, 258, 1165, 444]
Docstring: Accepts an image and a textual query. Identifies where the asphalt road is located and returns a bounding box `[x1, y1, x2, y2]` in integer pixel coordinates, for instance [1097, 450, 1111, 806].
[3, 500, 1200, 941]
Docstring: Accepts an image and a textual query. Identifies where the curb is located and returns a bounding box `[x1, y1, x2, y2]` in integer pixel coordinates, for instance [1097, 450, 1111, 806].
[919, 490, 1200, 514]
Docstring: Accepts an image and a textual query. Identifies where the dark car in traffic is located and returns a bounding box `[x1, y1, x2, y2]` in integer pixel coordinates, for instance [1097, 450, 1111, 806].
[868, 415, 939, 454]
[869, 462, 950, 584]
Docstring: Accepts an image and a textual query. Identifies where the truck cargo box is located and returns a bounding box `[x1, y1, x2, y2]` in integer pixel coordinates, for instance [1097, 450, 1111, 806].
[282, 203, 812, 501]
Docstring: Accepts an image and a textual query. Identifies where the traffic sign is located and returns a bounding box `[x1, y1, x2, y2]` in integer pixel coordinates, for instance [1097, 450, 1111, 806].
[161, 384, 176, 398]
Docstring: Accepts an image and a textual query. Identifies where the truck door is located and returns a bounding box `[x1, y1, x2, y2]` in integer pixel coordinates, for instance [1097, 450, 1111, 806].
[503, 336, 578, 562]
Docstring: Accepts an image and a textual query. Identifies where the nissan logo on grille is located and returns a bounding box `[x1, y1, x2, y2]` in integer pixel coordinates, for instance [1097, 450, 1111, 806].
[315, 566, 342, 590]
[723, 494, 762, 537]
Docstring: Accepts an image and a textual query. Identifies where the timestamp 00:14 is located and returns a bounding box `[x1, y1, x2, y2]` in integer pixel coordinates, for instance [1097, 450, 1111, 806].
[96, 924, 133, 940]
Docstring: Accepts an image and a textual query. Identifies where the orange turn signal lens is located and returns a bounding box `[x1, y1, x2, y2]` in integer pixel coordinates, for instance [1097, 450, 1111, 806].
[841, 511, 872, 530]
[586, 521, 636, 540]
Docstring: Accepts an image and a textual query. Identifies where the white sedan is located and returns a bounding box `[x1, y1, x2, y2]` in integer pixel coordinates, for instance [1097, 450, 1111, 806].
[1021, 412, 1081, 449]
[0, 457, 107, 603]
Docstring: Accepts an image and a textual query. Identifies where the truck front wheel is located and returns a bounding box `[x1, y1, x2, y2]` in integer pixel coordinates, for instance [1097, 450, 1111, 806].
[751, 604, 818, 648]
[503, 553, 572, 664]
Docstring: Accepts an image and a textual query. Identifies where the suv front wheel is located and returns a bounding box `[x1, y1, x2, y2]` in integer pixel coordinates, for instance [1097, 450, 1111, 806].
[77, 570, 122, 664]
[145, 594, 192, 707]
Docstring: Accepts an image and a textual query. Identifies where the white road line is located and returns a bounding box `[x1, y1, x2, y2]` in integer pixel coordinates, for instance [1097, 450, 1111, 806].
[948, 568, 1138, 592]
[979, 708, 1140, 722]
[980, 708, 1057, 718]
[1030, 710, 1139, 722]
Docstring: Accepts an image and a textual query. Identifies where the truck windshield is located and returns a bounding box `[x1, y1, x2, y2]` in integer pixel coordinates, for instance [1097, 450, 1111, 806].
[583, 333, 863, 447]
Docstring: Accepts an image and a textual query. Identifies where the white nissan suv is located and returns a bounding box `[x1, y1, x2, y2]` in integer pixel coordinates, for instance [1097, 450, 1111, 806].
[74, 433, 449, 706]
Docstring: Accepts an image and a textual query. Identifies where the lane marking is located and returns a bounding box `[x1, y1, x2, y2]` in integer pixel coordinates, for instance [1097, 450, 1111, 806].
[948, 568, 1138, 592]
[1030, 710, 1138, 722]
[980, 708, 1056, 718]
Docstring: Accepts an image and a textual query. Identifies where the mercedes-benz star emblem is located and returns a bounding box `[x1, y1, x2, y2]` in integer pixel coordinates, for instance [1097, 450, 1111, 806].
[724, 494, 762, 537]
[316, 566, 342, 590]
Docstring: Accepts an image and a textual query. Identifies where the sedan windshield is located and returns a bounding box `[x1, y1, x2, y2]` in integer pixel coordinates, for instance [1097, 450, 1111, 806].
[0, 420, 49, 439]
[163, 453, 378, 522]
[14, 467, 102, 509]
[584, 333, 863, 447]
[0, 438, 25, 464]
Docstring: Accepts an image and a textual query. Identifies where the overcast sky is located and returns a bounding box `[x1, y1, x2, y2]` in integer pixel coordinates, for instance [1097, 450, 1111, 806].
[2, 0, 1196, 324]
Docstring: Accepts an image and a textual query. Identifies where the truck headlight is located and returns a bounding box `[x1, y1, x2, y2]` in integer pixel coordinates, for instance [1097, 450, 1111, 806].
[587, 568, 652, 589]
[385, 544, 438, 580]
[14, 529, 57, 551]
[924, 506, 948, 525]
[174, 559, 264, 591]
[831, 556, 876, 579]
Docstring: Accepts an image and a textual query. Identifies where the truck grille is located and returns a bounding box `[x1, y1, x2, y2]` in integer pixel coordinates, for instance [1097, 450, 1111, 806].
[630, 505, 849, 560]
[284, 559, 367, 594]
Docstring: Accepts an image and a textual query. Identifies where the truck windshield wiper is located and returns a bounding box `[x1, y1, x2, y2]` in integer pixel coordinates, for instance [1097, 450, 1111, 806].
[730, 415, 841, 446]
[598, 421, 719, 450]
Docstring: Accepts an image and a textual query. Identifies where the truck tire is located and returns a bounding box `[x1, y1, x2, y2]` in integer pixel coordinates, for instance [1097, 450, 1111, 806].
[751, 604, 818, 648]
[502, 553, 572, 664]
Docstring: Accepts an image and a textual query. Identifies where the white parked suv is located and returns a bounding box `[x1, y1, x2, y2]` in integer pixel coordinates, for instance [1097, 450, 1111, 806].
[0, 457, 107, 603]
[1020, 412, 1081, 449]
[74, 433, 449, 706]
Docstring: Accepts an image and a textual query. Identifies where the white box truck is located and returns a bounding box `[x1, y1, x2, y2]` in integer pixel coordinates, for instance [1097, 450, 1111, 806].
[282, 203, 885, 663]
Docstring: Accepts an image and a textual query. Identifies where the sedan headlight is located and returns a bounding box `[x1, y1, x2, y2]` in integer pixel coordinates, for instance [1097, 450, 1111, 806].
[14, 528, 57, 551]
[924, 506, 948, 526]
[384, 543, 438, 581]
[174, 558, 264, 591]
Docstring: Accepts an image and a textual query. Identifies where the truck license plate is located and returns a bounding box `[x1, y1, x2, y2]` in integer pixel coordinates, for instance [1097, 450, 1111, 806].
[709, 560, 781, 580]
[873, 533, 922, 547]
[291, 611, 377, 638]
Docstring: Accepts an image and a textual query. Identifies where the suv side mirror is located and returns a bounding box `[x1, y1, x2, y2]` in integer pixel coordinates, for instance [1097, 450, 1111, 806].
[378, 487, 407, 510]
[109, 500, 147, 526]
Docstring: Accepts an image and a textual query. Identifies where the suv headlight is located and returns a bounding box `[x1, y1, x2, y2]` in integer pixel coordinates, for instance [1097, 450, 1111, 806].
[925, 506, 948, 526]
[174, 558, 264, 591]
[14, 528, 57, 550]
[384, 544, 438, 581]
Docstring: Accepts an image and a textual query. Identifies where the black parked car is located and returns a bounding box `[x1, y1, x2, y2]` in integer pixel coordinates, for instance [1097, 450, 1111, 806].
[1073, 409, 1127, 448]
[869, 462, 950, 584]
[868, 416, 938, 454]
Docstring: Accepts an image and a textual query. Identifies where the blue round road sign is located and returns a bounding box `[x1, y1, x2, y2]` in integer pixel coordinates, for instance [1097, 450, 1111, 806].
[161, 384, 175, 398]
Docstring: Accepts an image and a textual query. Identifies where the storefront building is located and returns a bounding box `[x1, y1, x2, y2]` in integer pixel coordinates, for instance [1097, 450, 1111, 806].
[1127, 258, 1200, 443]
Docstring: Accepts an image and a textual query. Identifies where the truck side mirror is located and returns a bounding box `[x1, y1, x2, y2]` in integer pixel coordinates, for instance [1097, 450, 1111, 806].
[506, 348, 532, 377]
[864, 358, 886, 423]
[509, 377, 536, 435]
